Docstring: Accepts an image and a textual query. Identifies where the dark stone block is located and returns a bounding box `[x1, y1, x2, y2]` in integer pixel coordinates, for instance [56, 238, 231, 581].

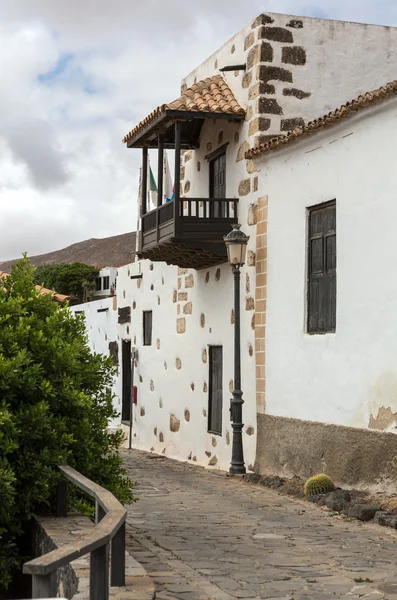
[247, 43, 274, 70]
[259, 26, 294, 43]
[258, 66, 293, 86]
[287, 19, 304, 28]
[247, 473, 261, 484]
[347, 504, 381, 521]
[259, 475, 285, 488]
[258, 98, 283, 115]
[254, 134, 277, 148]
[258, 117, 271, 131]
[281, 118, 305, 131]
[260, 42, 274, 63]
[282, 46, 307, 66]
[325, 489, 351, 512]
[252, 14, 275, 28]
[252, 81, 275, 96]
[118, 306, 131, 324]
[108, 341, 119, 365]
[307, 493, 327, 505]
[263, 84, 275, 94]
[283, 87, 311, 100]
[374, 511, 397, 528]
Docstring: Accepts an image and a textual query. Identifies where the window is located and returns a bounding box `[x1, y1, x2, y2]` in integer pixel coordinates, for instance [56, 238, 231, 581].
[95, 277, 102, 291]
[143, 311, 153, 346]
[307, 201, 336, 334]
[208, 345, 223, 435]
[103, 276, 110, 290]
[209, 147, 226, 218]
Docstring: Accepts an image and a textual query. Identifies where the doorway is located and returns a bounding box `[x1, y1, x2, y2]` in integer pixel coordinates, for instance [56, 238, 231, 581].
[122, 339, 132, 422]
[209, 150, 226, 218]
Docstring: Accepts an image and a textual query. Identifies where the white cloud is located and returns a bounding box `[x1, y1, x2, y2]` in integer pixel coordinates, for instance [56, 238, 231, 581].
[0, 0, 395, 260]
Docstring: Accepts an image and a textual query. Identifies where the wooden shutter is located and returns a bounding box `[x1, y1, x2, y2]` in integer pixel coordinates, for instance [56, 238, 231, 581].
[307, 201, 336, 333]
[209, 150, 226, 218]
[208, 346, 223, 435]
[143, 311, 152, 346]
[121, 340, 132, 422]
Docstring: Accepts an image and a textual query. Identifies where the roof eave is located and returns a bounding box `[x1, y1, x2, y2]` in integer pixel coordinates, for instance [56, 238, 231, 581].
[125, 109, 245, 149]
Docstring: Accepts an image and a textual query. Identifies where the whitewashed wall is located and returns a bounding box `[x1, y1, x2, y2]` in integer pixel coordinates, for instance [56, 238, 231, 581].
[70, 296, 121, 428]
[116, 258, 257, 470]
[183, 12, 397, 142]
[256, 97, 397, 432]
[72, 256, 257, 471]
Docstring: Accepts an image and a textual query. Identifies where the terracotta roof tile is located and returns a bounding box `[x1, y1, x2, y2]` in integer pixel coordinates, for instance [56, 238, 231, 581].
[122, 75, 245, 144]
[0, 271, 70, 304]
[246, 79, 397, 159]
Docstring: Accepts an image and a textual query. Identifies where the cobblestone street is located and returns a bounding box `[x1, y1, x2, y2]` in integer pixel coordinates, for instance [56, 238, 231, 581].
[123, 450, 397, 600]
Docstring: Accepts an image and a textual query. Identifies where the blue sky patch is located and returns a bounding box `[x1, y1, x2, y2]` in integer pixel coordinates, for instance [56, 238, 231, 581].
[37, 52, 74, 84]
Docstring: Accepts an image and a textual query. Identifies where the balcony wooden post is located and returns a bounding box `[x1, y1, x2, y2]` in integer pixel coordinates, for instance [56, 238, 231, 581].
[140, 146, 148, 251]
[174, 121, 181, 238]
[156, 134, 164, 243]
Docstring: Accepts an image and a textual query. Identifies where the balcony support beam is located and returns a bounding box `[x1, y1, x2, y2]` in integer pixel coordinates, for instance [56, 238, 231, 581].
[156, 134, 164, 243]
[174, 121, 181, 238]
[140, 146, 148, 251]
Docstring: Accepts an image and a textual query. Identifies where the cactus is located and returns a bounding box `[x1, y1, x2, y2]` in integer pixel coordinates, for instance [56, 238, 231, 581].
[304, 474, 335, 497]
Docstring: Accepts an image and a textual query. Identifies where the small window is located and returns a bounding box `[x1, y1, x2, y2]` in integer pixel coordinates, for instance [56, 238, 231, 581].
[307, 201, 336, 334]
[143, 311, 153, 346]
[103, 276, 110, 290]
[95, 277, 102, 291]
[208, 345, 223, 435]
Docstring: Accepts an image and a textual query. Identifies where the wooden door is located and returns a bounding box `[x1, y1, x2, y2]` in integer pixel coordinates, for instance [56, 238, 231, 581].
[209, 152, 226, 217]
[208, 346, 223, 435]
[122, 340, 132, 422]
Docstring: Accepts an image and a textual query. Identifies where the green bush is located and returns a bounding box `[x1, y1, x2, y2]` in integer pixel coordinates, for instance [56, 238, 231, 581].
[0, 258, 134, 591]
[33, 262, 99, 302]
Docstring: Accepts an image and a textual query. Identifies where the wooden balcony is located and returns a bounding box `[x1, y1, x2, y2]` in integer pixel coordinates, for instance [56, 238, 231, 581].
[138, 197, 238, 269]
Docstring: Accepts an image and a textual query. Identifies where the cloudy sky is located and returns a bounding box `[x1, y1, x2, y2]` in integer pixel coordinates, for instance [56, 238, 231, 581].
[1, 1, 396, 260]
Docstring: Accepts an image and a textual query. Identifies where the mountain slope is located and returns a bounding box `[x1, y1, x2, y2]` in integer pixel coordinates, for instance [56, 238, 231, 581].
[0, 232, 136, 272]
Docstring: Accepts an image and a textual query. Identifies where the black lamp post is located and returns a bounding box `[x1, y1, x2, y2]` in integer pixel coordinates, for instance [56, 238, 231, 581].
[224, 223, 250, 475]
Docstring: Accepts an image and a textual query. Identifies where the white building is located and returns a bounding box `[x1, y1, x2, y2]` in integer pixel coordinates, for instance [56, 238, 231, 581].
[72, 12, 397, 480]
[93, 267, 117, 299]
[251, 81, 397, 490]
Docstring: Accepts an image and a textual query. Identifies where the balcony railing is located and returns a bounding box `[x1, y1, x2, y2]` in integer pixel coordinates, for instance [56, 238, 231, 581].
[140, 197, 238, 252]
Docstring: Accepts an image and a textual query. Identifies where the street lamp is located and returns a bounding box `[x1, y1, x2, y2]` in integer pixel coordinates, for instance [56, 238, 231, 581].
[224, 223, 250, 475]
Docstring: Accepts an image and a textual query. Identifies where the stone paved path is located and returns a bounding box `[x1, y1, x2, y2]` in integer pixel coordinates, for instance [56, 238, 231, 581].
[123, 450, 397, 600]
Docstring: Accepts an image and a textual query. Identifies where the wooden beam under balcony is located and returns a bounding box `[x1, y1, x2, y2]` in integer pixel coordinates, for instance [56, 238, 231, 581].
[138, 197, 238, 270]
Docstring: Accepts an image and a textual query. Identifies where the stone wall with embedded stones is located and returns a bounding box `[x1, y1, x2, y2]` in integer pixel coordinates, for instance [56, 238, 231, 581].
[122, 258, 257, 471]
[72, 257, 257, 471]
[179, 11, 397, 424]
[182, 12, 397, 151]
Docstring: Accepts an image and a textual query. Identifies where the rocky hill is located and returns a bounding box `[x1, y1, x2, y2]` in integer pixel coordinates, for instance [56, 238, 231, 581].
[0, 232, 136, 272]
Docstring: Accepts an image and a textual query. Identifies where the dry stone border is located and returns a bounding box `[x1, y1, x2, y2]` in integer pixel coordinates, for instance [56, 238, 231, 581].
[242, 472, 397, 530]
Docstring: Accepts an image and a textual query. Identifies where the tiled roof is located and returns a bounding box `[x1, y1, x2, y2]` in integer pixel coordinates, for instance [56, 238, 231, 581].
[246, 79, 397, 159]
[122, 75, 245, 144]
[0, 271, 70, 304]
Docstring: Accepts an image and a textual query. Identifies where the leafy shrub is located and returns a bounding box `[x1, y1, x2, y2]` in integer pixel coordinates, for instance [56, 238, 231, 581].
[33, 262, 99, 302]
[0, 258, 134, 591]
[304, 474, 335, 497]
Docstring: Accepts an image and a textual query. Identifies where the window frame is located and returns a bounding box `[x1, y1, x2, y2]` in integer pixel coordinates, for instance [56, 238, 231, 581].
[102, 276, 110, 290]
[306, 199, 337, 335]
[143, 310, 153, 346]
[208, 345, 223, 436]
